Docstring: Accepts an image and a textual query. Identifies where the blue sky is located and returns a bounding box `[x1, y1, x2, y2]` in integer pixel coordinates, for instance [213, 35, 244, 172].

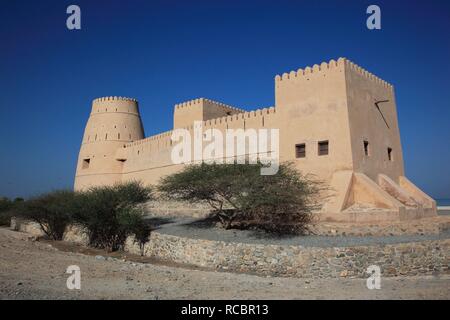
[0, 0, 449, 199]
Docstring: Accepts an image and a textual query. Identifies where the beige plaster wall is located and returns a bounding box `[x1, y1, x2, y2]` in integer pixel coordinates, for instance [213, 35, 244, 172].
[344, 60, 404, 183]
[120, 106, 278, 186]
[274, 58, 354, 181]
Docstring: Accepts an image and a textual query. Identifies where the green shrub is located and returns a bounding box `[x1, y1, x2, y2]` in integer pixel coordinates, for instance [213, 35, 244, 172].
[12, 191, 77, 240]
[0, 197, 13, 226]
[74, 181, 153, 251]
[158, 162, 324, 233]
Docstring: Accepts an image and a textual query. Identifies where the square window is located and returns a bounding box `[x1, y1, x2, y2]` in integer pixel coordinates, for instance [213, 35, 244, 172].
[295, 143, 306, 158]
[82, 158, 90, 169]
[318, 140, 329, 156]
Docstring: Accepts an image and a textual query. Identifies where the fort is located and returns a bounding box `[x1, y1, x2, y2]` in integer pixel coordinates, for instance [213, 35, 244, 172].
[74, 57, 436, 222]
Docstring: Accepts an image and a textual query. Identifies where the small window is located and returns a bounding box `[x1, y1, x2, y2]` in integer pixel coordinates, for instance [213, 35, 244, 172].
[295, 143, 306, 158]
[82, 158, 90, 169]
[388, 147, 393, 161]
[318, 140, 329, 156]
[364, 140, 369, 156]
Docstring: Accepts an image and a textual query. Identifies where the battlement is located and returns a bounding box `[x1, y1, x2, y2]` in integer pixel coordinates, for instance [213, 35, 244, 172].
[93, 96, 138, 103]
[275, 58, 393, 91]
[91, 96, 140, 115]
[173, 97, 245, 129]
[174, 98, 202, 109]
[174, 97, 244, 113]
[201, 106, 275, 127]
[122, 105, 276, 150]
[344, 58, 393, 91]
[124, 130, 173, 148]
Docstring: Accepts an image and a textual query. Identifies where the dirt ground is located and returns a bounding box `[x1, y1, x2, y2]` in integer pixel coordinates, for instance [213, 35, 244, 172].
[0, 227, 448, 300]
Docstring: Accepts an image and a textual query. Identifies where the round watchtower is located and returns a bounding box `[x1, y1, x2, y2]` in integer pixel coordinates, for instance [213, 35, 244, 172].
[74, 96, 145, 190]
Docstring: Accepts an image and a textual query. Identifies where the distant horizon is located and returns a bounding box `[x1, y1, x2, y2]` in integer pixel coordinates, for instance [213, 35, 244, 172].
[0, 0, 449, 199]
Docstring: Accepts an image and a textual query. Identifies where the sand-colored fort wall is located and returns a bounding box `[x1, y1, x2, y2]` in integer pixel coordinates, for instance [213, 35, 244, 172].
[274, 58, 354, 181]
[120, 104, 278, 185]
[344, 60, 404, 183]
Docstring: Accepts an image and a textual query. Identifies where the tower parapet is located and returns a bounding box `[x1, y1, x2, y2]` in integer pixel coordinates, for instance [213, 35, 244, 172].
[275, 58, 393, 90]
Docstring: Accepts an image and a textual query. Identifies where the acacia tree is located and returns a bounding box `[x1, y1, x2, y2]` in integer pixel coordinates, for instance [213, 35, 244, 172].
[159, 163, 235, 228]
[241, 163, 325, 233]
[74, 181, 153, 251]
[158, 162, 324, 233]
[13, 191, 77, 240]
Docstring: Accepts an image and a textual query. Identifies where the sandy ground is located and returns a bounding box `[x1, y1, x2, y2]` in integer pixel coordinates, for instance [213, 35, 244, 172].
[0, 227, 449, 300]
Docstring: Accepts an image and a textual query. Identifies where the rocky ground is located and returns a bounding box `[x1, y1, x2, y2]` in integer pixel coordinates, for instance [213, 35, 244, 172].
[0, 227, 449, 299]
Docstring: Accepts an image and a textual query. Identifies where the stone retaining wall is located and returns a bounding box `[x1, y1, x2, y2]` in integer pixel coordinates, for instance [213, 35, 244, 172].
[308, 216, 450, 236]
[11, 219, 449, 279]
[10, 218, 89, 245]
[125, 232, 449, 278]
[146, 200, 211, 218]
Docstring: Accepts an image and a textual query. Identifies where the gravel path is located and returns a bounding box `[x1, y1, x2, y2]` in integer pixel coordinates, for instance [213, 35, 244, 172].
[150, 216, 450, 248]
[1, 227, 449, 299]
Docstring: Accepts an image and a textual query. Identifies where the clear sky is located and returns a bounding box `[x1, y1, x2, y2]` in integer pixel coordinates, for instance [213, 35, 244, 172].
[0, 0, 449, 199]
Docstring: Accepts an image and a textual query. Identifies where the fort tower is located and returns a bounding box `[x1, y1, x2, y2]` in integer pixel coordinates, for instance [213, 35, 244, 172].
[74, 96, 145, 190]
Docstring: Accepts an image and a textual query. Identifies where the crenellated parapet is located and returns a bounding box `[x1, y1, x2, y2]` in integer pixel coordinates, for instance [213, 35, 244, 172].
[343, 58, 393, 91]
[275, 58, 344, 83]
[91, 96, 141, 116]
[174, 97, 203, 109]
[93, 96, 138, 103]
[123, 105, 276, 150]
[275, 58, 393, 91]
[124, 130, 173, 148]
[201, 106, 276, 127]
[174, 97, 245, 113]
[173, 97, 246, 129]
